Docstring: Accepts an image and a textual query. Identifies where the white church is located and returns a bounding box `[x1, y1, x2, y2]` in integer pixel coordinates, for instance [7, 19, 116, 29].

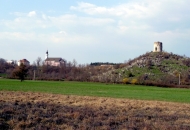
[44, 50, 66, 66]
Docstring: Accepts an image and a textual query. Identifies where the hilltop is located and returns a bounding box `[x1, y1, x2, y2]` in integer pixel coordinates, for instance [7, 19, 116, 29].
[92, 51, 190, 86]
[119, 52, 190, 85]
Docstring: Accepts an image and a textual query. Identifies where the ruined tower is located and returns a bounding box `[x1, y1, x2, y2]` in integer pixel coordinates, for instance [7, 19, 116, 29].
[153, 41, 163, 52]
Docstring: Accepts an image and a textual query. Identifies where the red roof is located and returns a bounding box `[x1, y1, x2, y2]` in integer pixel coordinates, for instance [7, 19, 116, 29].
[19, 59, 30, 63]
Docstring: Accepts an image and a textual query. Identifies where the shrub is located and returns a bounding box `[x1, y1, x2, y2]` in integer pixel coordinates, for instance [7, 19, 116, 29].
[131, 79, 138, 84]
[122, 78, 129, 84]
[128, 72, 134, 77]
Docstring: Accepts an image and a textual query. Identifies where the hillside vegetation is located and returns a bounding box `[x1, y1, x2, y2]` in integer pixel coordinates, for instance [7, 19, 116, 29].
[120, 52, 190, 86]
[93, 52, 190, 86]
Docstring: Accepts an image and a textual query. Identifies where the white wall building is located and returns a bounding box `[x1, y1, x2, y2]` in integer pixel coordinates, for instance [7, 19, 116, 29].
[44, 50, 66, 66]
[17, 59, 30, 66]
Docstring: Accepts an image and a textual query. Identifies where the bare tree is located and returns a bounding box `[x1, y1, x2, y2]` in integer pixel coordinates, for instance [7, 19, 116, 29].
[36, 57, 42, 67]
[72, 59, 77, 67]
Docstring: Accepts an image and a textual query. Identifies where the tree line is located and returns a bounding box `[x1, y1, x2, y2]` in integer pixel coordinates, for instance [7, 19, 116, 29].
[0, 57, 116, 82]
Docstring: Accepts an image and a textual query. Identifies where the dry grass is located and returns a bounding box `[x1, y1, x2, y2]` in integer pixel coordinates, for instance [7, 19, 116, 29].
[1, 91, 190, 129]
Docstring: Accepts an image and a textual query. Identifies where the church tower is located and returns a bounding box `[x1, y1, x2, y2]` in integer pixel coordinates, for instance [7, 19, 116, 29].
[45, 50, 48, 59]
[153, 41, 163, 52]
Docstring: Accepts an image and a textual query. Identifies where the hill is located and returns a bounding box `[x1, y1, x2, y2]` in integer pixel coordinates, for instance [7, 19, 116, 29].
[92, 52, 190, 86]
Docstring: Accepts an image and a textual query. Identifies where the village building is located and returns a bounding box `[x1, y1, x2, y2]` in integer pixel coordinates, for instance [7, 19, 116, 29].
[44, 50, 65, 66]
[17, 59, 30, 66]
[6, 60, 14, 65]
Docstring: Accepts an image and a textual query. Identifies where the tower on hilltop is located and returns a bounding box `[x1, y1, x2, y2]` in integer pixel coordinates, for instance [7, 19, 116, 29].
[153, 41, 163, 52]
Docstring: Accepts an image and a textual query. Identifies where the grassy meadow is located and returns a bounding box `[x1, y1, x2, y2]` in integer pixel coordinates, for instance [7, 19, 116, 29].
[0, 79, 190, 103]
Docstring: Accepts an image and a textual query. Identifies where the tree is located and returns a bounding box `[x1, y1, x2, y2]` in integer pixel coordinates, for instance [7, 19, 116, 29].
[0, 58, 6, 73]
[36, 57, 42, 67]
[0, 58, 6, 64]
[12, 63, 28, 82]
[72, 59, 77, 67]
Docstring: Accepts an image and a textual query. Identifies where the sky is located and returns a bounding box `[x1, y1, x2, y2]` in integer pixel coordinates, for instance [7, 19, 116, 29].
[0, 0, 190, 64]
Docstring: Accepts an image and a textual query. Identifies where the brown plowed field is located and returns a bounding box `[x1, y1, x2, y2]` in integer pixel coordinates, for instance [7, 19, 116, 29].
[1, 91, 190, 129]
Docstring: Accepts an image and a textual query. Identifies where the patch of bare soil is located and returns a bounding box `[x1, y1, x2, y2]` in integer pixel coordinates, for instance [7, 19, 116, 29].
[0, 91, 190, 130]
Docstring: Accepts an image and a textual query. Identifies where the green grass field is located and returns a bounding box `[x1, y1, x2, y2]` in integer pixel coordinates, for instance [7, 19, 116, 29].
[0, 79, 190, 103]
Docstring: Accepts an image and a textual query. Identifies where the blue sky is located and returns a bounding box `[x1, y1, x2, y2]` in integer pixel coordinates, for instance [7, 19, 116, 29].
[0, 0, 190, 64]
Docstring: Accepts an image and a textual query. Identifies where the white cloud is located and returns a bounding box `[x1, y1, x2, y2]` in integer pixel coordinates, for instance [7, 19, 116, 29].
[0, 32, 36, 41]
[1, 1, 190, 63]
[59, 31, 67, 35]
[70, 1, 159, 18]
[70, 1, 190, 26]
[28, 11, 36, 17]
[11, 12, 26, 17]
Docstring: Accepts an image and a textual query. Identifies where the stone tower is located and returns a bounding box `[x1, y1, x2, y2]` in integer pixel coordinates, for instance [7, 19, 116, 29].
[153, 41, 163, 52]
[45, 50, 48, 59]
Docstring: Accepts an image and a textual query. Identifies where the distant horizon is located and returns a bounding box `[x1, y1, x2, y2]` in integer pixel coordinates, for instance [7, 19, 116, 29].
[2, 49, 189, 65]
[1, 0, 190, 64]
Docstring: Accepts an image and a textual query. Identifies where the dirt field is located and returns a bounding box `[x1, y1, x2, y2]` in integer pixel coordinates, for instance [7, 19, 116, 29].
[1, 91, 190, 130]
